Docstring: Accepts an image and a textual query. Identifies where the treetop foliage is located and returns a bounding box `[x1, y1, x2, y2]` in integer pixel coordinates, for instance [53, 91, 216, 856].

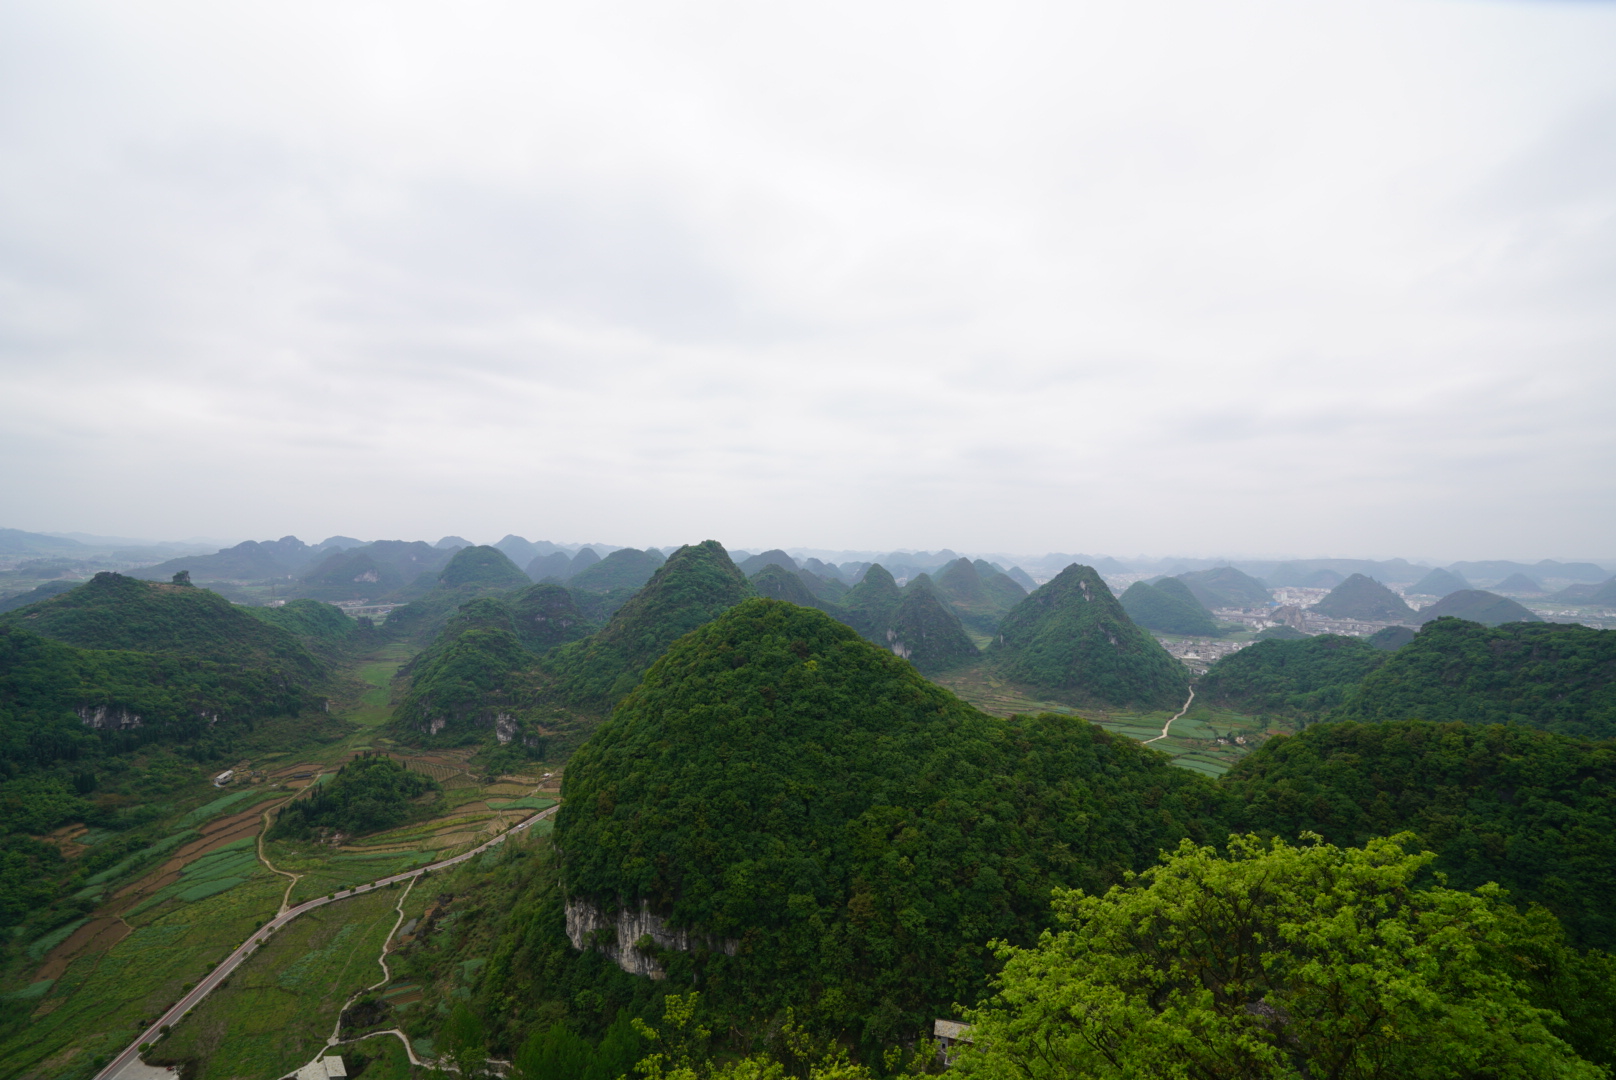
[1223, 719, 1616, 951]
[956, 833, 1605, 1080]
[1332, 617, 1616, 739]
[1195, 634, 1386, 718]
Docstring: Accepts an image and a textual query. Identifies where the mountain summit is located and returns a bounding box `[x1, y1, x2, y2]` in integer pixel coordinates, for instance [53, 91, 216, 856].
[992, 564, 1190, 708]
[1310, 574, 1416, 622]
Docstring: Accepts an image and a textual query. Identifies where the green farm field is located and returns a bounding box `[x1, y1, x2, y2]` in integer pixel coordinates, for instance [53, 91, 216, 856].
[155, 883, 405, 1080]
[932, 663, 1289, 775]
[0, 874, 284, 1080]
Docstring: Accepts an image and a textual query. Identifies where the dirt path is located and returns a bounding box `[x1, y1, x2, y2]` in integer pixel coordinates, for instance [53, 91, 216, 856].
[1144, 687, 1196, 745]
[256, 803, 303, 914]
[299, 874, 420, 1076]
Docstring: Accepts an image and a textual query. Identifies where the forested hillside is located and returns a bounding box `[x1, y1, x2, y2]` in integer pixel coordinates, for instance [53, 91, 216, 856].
[544, 540, 754, 709]
[1333, 616, 1616, 738]
[1414, 588, 1542, 626]
[0, 572, 324, 681]
[1310, 573, 1416, 621]
[557, 599, 1220, 1051]
[1224, 720, 1616, 950]
[1119, 578, 1219, 636]
[1196, 634, 1386, 718]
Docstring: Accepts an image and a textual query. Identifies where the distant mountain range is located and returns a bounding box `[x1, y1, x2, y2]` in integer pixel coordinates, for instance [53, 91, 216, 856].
[5, 526, 1612, 614]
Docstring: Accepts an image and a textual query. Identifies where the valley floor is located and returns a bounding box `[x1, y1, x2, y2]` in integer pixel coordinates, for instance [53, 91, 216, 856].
[932, 661, 1290, 777]
[2, 643, 561, 1080]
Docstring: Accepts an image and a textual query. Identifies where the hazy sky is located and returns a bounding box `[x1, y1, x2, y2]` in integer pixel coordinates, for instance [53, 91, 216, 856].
[2, 0, 1613, 560]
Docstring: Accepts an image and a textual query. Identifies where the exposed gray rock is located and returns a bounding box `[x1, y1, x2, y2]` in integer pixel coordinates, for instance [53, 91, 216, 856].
[565, 898, 737, 979]
[77, 705, 142, 730]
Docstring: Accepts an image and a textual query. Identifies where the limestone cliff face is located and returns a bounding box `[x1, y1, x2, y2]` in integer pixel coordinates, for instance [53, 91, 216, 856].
[565, 898, 737, 979]
[76, 705, 142, 730]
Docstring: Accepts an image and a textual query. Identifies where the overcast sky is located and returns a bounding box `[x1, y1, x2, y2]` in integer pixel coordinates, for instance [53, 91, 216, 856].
[2, 0, 1613, 561]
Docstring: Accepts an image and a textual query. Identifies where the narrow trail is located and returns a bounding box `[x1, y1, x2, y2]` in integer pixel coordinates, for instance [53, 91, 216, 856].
[296, 874, 418, 1075]
[1144, 686, 1196, 744]
[256, 802, 302, 914]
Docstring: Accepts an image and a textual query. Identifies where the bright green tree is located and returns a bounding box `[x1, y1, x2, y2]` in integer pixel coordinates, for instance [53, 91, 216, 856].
[955, 834, 1604, 1080]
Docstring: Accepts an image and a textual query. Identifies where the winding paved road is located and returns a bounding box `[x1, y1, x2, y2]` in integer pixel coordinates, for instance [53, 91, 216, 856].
[94, 804, 559, 1080]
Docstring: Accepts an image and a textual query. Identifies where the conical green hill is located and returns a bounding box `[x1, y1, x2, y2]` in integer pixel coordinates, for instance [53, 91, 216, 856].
[1119, 580, 1219, 637]
[438, 545, 533, 589]
[0, 571, 323, 680]
[510, 583, 593, 651]
[737, 549, 799, 575]
[298, 549, 405, 599]
[545, 540, 754, 707]
[935, 557, 992, 606]
[796, 568, 848, 605]
[389, 588, 595, 746]
[1310, 574, 1416, 622]
[840, 563, 902, 638]
[992, 564, 1190, 708]
[383, 547, 535, 643]
[1409, 567, 1470, 597]
[932, 557, 1024, 636]
[557, 598, 1216, 1044]
[883, 575, 979, 672]
[1493, 572, 1544, 595]
[567, 547, 666, 593]
[568, 547, 601, 576]
[526, 551, 572, 581]
[1175, 566, 1271, 609]
[982, 566, 1029, 609]
[1414, 590, 1541, 627]
[750, 562, 822, 607]
[1154, 577, 1206, 611]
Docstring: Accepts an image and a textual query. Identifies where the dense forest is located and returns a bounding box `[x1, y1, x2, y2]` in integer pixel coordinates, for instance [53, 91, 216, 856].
[1195, 633, 1387, 718]
[555, 600, 1221, 1051]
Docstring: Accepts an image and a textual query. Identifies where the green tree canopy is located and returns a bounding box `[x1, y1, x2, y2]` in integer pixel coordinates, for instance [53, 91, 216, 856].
[268, 755, 439, 840]
[956, 834, 1604, 1080]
